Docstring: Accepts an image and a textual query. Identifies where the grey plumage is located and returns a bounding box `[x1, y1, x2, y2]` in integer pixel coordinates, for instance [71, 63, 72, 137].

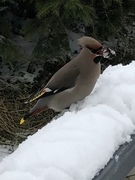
[20, 36, 111, 124]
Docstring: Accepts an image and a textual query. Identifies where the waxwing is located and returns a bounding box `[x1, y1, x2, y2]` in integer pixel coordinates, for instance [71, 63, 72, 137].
[20, 36, 115, 124]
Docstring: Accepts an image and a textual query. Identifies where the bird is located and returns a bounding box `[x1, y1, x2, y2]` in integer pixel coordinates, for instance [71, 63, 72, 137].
[20, 36, 115, 124]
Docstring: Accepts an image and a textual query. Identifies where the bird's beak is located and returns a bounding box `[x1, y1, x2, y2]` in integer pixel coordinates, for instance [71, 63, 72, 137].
[96, 46, 116, 60]
[102, 47, 116, 60]
[20, 118, 25, 125]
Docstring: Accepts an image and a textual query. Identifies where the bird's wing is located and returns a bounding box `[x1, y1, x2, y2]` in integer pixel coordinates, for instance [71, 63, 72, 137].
[25, 61, 80, 104]
[46, 61, 79, 90]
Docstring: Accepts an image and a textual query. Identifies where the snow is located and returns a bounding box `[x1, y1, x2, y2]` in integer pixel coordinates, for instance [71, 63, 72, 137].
[1, 61, 135, 180]
[0, 146, 11, 162]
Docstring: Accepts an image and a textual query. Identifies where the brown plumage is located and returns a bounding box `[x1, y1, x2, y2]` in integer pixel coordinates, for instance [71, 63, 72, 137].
[20, 36, 115, 124]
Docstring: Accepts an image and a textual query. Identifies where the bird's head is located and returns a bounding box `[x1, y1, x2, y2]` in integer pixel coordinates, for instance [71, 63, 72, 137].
[78, 36, 116, 63]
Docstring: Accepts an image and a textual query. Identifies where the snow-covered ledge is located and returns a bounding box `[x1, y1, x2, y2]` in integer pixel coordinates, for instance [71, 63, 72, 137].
[0, 61, 135, 180]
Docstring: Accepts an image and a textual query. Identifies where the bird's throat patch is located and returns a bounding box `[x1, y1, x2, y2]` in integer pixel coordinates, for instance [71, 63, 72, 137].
[93, 56, 103, 64]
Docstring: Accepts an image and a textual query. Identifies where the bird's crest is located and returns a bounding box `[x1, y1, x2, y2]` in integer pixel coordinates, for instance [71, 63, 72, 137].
[78, 36, 102, 49]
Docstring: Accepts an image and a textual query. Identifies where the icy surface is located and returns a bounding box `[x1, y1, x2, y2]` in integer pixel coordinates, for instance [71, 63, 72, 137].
[0, 61, 135, 180]
[0, 146, 11, 162]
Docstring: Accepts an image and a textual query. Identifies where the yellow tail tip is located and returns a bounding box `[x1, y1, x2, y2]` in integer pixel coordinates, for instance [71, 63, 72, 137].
[20, 118, 25, 125]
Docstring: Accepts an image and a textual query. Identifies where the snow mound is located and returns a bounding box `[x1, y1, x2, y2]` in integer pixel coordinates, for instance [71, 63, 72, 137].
[0, 61, 135, 180]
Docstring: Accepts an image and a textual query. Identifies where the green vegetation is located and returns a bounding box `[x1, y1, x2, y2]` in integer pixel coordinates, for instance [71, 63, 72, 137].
[0, 0, 135, 67]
